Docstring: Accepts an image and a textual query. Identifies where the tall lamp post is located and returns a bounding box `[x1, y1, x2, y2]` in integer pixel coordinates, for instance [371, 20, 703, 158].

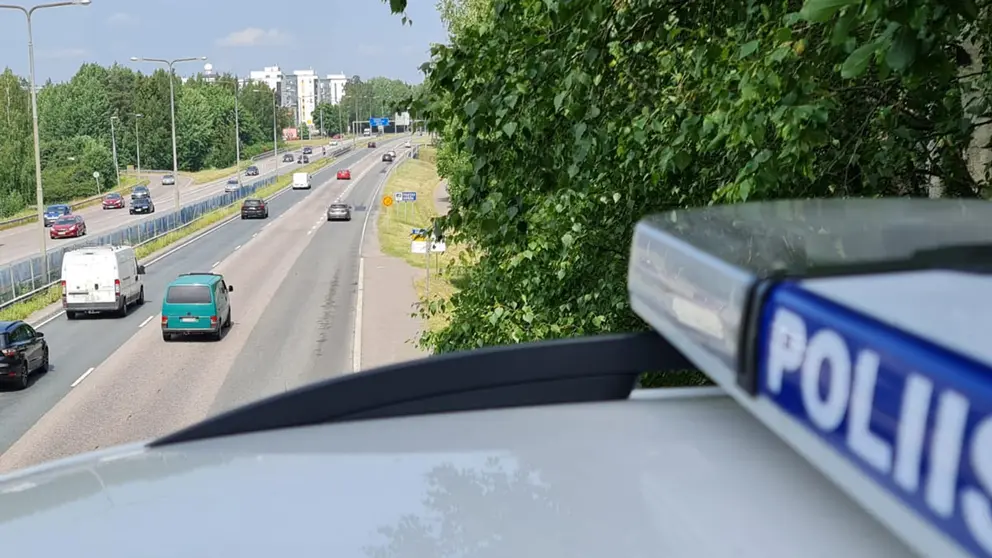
[109, 113, 120, 189]
[132, 113, 142, 180]
[130, 55, 207, 221]
[229, 72, 242, 187]
[0, 0, 92, 282]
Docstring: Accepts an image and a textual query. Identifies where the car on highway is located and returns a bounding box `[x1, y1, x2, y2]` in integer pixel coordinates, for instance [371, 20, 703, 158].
[42, 204, 71, 227]
[245, 165, 260, 176]
[102, 192, 126, 210]
[240, 198, 268, 219]
[161, 272, 233, 342]
[404, 140, 412, 148]
[225, 179, 240, 193]
[292, 172, 311, 190]
[326, 203, 352, 221]
[368, 141, 377, 148]
[382, 152, 394, 163]
[282, 153, 295, 162]
[161, 174, 176, 185]
[298, 155, 309, 164]
[329, 140, 339, 146]
[302, 146, 313, 155]
[49, 214, 86, 239]
[61, 245, 145, 320]
[131, 185, 151, 199]
[129, 196, 155, 214]
[336, 169, 351, 180]
[0, 320, 48, 390]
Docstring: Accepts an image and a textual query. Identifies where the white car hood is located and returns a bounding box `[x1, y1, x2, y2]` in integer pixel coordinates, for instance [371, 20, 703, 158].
[0, 395, 912, 558]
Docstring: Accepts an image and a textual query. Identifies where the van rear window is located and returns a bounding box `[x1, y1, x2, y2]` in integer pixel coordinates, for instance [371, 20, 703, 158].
[166, 285, 212, 304]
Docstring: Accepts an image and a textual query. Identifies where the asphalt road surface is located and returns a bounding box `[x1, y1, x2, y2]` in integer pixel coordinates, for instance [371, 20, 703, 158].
[0, 137, 407, 471]
[0, 146, 339, 267]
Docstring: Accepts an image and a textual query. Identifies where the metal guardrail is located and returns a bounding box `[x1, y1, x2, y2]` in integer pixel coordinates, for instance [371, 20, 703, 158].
[0, 144, 355, 309]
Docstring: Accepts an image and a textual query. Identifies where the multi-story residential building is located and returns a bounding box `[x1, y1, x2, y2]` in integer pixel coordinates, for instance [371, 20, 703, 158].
[294, 69, 319, 128]
[248, 66, 283, 102]
[318, 74, 347, 105]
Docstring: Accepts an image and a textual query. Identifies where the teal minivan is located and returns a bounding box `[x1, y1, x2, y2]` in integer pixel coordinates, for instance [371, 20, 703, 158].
[161, 273, 233, 341]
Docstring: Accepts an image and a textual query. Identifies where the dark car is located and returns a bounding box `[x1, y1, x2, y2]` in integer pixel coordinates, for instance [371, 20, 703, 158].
[367, 141, 377, 148]
[326, 203, 352, 222]
[302, 146, 313, 155]
[129, 197, 155, 214]
[49, 214, 85, 239]
[282, 153, 295, 162]
[382, 153, 394, 163]
[131, 186, 150, 200]
[102, 192, 125, 210]
[245, 166, 260, 176]
[240, 198, 269, 219]
[0, 320, 48, 390]
[42, 204, 71, 227]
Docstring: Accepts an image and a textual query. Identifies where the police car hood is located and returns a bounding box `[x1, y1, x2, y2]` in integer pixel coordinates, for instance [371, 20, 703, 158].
[0, 394, 911, 558]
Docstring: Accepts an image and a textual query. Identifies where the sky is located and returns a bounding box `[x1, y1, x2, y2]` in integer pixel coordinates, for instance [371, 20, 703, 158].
[0, 0, 447, 84]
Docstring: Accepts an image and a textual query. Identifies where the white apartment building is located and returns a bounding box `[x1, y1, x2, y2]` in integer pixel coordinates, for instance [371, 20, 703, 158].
[248, 66, 281, 93]
[319, 74, 348, 105]
[294, 69, 319, 127]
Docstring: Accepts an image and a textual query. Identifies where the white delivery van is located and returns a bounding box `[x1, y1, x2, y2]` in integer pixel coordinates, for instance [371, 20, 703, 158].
[60, 245, 146, 319]
[292, 172, 311, 190]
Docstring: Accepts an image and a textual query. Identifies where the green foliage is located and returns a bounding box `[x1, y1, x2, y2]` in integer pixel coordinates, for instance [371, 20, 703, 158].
[396, 0, 992, 371]
[341, 76, 419, 125]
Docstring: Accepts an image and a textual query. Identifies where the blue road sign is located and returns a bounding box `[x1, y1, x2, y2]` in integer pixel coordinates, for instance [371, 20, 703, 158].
[400, 191, 417, 202]
[369, 117, 391, 127]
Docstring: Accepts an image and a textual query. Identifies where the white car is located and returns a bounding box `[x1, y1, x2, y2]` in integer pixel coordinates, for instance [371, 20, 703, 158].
[292, 172, 311, 190]
[61, 245, 145, 319]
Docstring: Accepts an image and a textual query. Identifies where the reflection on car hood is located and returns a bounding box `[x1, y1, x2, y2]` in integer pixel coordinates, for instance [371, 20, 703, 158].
[0, 396, 909, 558]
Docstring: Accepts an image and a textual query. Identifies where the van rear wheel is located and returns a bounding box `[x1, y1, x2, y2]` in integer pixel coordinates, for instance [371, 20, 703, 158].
[116, 298, 127, 318]
[137, 287, 145, 305]
[66, 311, 78, 320]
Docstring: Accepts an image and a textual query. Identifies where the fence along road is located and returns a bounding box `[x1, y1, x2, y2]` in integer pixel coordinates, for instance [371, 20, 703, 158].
[0, 143, 348, 307]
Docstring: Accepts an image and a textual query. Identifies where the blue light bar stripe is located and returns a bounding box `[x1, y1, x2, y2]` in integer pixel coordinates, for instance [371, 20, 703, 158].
[757, 282, 992, 558]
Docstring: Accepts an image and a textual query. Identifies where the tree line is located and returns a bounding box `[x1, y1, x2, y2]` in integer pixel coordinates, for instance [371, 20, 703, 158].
[383, 0, 991, 364]
[0, 64, 418, 217]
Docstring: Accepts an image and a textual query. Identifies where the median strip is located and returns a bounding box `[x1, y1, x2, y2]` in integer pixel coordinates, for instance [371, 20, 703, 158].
[0, 154, 343, 324]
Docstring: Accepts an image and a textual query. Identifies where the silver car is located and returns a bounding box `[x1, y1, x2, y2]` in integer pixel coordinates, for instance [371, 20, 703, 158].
[326, 203, 351, 221]
[224, 179, 240, 193]
[161, 174, 175, 185]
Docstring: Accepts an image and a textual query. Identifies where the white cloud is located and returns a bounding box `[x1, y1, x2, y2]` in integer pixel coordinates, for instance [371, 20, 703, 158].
[216, 28, 290, 47]
[107, 12, 137, 26]
[37, 48, 88, 60]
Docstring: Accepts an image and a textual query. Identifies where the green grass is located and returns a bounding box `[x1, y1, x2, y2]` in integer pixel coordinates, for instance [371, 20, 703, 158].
[374, 146, 464, 335]
[181, 163, 251, 185]
[0, 154, 339, 323]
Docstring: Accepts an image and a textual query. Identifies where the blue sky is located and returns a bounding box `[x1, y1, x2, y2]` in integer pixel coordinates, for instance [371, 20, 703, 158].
[0, 0, 446, 84]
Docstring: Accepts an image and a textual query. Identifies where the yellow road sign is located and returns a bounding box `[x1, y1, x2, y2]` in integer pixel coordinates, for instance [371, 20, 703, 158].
[383, 195, 394, 207]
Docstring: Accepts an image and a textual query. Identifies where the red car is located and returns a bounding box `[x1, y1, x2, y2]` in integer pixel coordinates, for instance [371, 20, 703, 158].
[337, 169, 351, 180]
[50, 214, 86, 239]
[102, 192, 125, 209]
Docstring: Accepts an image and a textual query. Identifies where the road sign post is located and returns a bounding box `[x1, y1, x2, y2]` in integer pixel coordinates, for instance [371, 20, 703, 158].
[92, 171, 101, 194]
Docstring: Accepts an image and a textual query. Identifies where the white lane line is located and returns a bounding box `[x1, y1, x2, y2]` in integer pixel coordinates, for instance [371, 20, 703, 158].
[234, 244, 242, 251]
[71, 367, 95, 388]
[252, 232, 258, 238]
[353, 257, 364, 373]
[138, 315, 154, 328]
[211, 261, 220, 268]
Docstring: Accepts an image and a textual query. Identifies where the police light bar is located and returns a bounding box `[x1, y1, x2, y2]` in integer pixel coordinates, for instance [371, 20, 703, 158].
[628, 198, 992, 558]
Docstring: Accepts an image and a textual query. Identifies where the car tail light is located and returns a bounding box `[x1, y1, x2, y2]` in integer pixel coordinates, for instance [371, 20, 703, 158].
[114, 279, 121, 297]
[61, 280, 67, 307]
[210, 316, 218, 326]
[161, 316, 168, 327]
[1, 348, 17, 358]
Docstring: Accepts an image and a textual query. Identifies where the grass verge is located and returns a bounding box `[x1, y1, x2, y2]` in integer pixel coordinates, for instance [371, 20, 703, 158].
[0, 175, 149, 233]
[0, 154, 341, 323]
[181, 162, 251, 185]
[374, 147, 463, 336]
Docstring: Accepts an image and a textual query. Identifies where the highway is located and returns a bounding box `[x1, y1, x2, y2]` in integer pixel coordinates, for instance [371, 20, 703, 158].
[0, 137, 404, 471]
[0, 145, 339, 267]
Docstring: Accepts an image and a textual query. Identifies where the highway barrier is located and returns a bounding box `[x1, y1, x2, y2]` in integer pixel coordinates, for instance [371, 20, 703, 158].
[0, 178, 151, 230]
[0, 144, 356, 309]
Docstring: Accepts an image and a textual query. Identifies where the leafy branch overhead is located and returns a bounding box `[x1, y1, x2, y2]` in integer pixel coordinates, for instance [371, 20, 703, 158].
[386, 0, 992, 368]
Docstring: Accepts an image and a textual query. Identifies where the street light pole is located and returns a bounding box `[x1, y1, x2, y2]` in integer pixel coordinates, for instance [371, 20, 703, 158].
[133, 113, 142, 180]
[255, 88, 278, 170]
[0, 0, 92, 282]
[109, 114, 120, 189]
[131, 55, 207, 223]
[233, 75, 241, 187]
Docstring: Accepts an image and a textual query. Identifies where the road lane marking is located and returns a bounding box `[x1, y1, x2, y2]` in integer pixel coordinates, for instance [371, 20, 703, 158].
[138, 315, 154, 328]
[353, 257, 364, 373]
[71, 367, 95, 388]
[234, 244, 242, 251]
